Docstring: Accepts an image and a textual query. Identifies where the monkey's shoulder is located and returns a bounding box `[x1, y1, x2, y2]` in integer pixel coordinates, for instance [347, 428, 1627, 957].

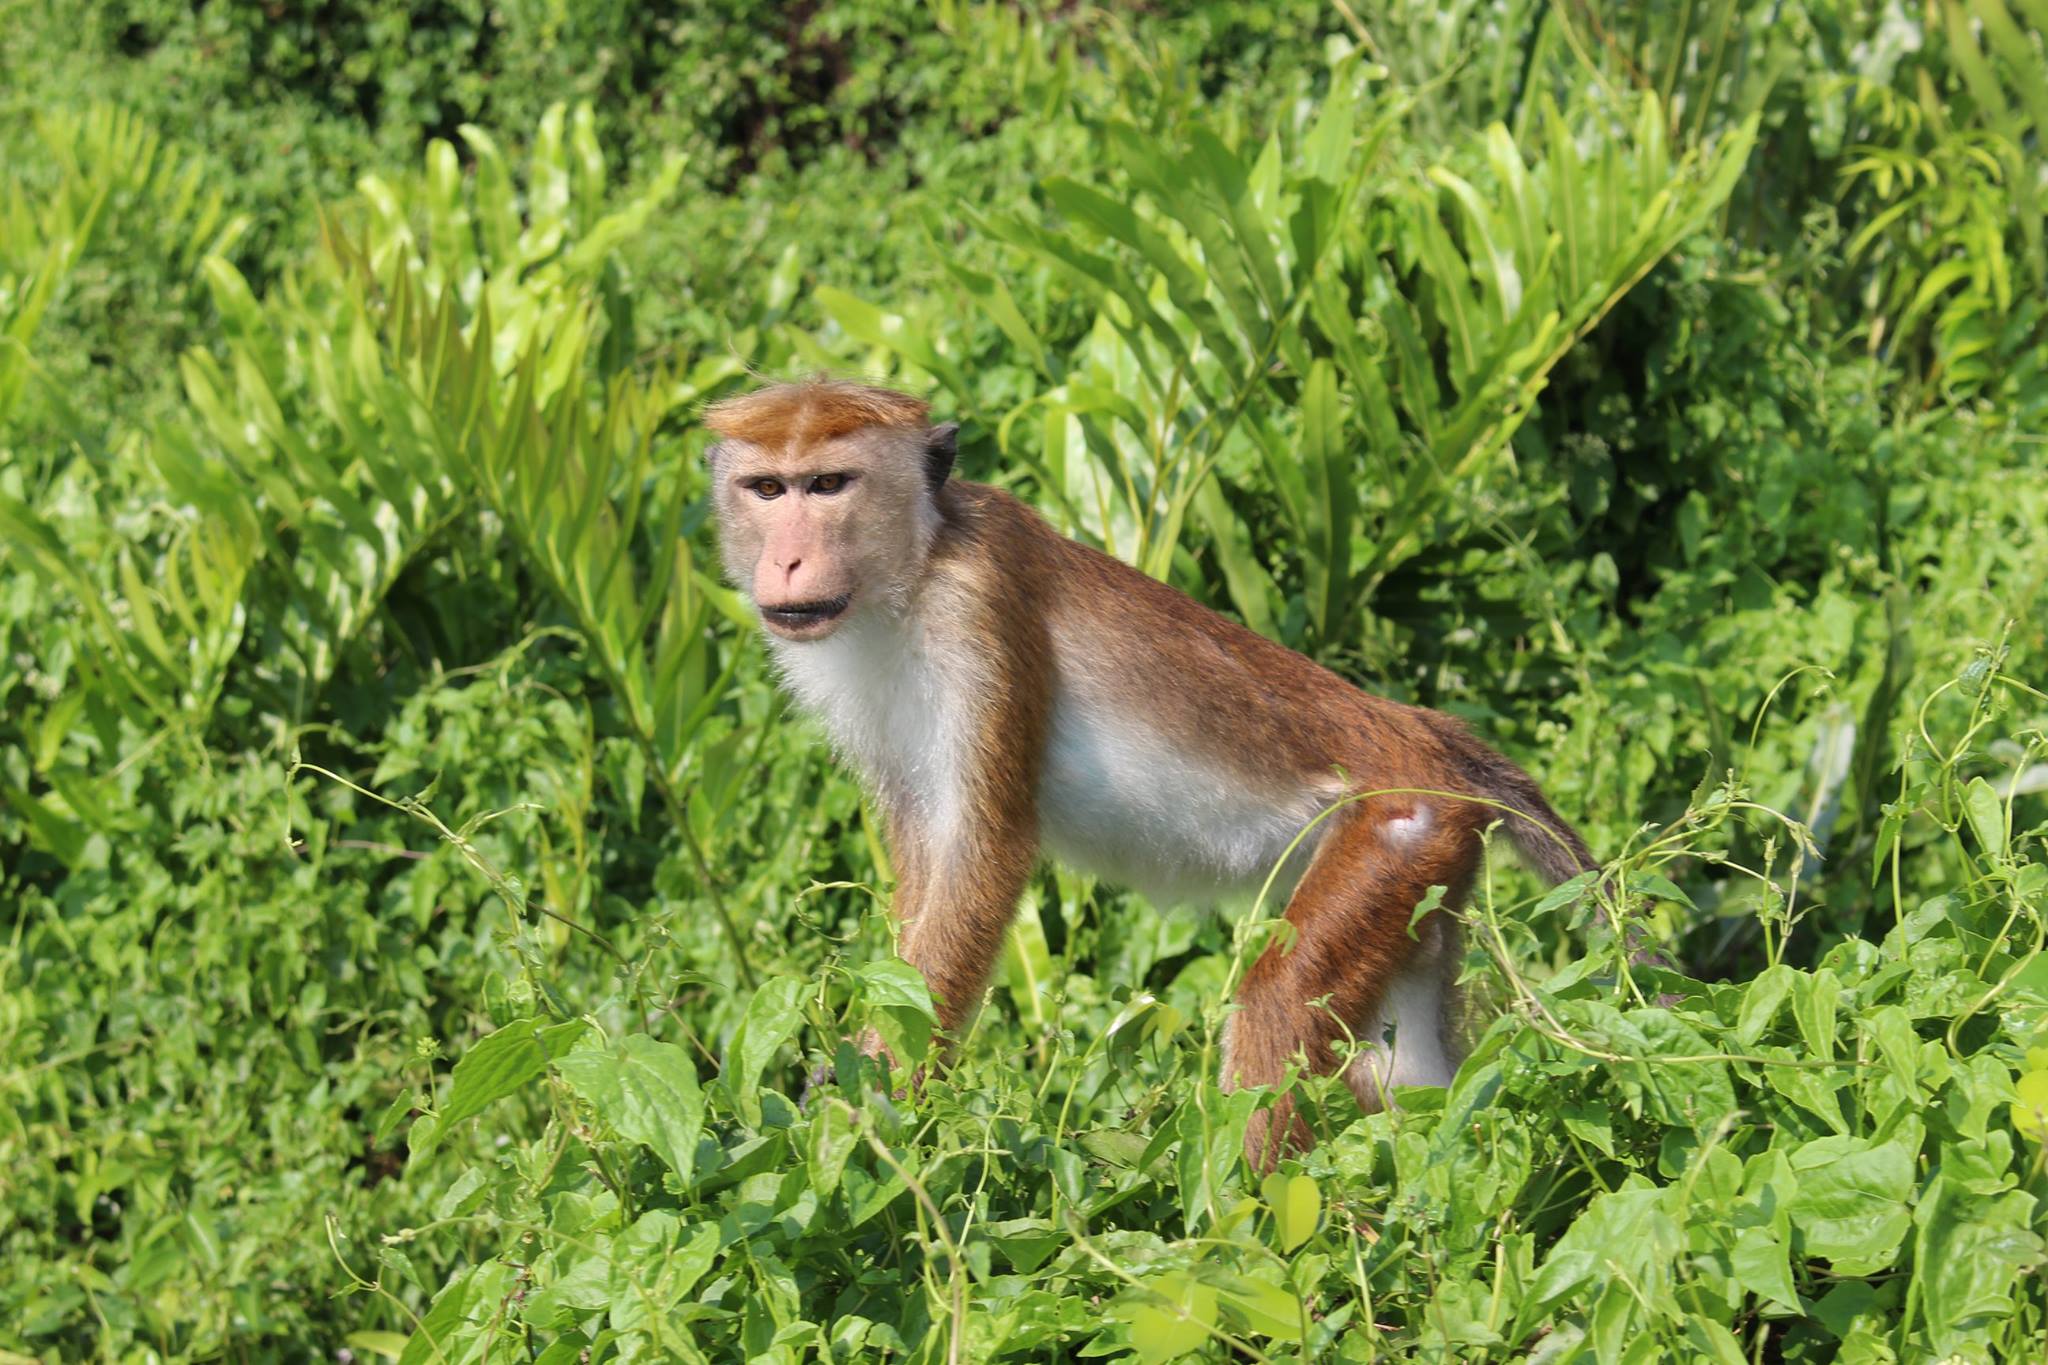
[928, 481, 1179, 603]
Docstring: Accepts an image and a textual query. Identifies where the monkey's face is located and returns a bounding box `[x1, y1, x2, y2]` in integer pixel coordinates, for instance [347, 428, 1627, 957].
[708, 424, 954, 642]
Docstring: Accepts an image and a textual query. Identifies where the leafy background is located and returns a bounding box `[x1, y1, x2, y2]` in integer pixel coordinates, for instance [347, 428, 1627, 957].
[2, 1, 2047, 1360]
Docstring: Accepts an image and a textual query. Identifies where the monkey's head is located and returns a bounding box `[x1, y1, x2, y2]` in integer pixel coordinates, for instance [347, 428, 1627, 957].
[703, 380, 957, 642]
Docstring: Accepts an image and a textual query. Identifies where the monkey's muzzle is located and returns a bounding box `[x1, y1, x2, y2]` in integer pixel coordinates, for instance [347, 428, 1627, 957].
[759, 595, 851, 637]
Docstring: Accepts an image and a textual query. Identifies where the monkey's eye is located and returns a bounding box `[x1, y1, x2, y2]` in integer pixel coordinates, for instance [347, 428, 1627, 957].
[746, 477, 786, 500]
[808, 473, 852, 495]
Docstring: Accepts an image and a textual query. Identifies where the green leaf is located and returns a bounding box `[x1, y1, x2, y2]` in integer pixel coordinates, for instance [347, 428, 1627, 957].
[344, 1332, 407, 1361]
[556, 1033, 706, 1182]
[398, 1262, 516, 1365]
[1123, 1276, 1217, 1365]
[608, 1212, 721, 1336]
[1632, 870, 1697, 909]
[1262, 1172, 1321, 1253]
[1787, 1120, 1920, 1273]
[985, 1218, 1064, 1275]
[1912, 1173, 2043, 1355]
[854, 958, 938, 1063]
[1297, 359, 1354, 643]
[806, 1101, 859, 1197]
[1793, 970, 1841, 1063]
[1127, 1305, 1206, 1363]
[2012, 1069, 2048, 1143]
[1406, 884, 1449, 940]
[939, 256, 1052, 377]
[1962, 775, 2007, 858]
[1683, 1318, 1748, 1365]
[1730, 1226, 1800, 1311]
[1560, 1102, 1616, 1157]
[1516, 1185, 1677, 1334]
[725, 975, 808, 1126]
[1217, 1272, 1304, 1342]
[814, 285, 970, 399]
[432, 1167, 489, 1221]
[1734, 964, 1797, 1047]
[432, 1018, 587, 1146]
[1582, 1004, 1737, 1133]
[371, 1090, 416, 1147]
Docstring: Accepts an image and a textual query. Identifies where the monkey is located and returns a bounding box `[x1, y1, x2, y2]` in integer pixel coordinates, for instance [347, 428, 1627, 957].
[704, 378, 1595, 1167]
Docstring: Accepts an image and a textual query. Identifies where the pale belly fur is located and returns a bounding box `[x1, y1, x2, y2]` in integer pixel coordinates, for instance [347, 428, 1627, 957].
[769, 615, 1332, 907]
[1036, 683, 1331, 906]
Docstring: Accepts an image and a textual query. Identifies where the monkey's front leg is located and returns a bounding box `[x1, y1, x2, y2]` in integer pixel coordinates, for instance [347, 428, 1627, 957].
[889, 804, 1039, 1038]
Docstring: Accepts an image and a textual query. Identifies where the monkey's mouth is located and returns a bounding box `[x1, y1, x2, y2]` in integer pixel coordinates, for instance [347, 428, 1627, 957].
[759, 595, 851, 636]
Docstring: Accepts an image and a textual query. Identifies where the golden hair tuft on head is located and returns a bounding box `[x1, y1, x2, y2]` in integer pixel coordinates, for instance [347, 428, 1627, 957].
[704, 379, 929, 449]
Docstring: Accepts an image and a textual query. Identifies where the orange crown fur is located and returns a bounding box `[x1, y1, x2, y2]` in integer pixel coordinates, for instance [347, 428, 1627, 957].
[704, 380, 929, 451]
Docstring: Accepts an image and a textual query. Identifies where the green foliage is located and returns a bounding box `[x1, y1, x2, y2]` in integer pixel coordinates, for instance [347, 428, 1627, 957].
[4, 2, 2048, 1361]
[1830, 0, 2048, 402]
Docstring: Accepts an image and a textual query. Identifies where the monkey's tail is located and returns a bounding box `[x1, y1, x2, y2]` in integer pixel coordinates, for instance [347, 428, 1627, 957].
[1435, 723, 1597, 886]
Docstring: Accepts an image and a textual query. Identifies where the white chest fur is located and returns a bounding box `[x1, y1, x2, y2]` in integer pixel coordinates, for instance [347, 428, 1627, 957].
[768, 614, 978, 850]
[771, 612, 1331, 907]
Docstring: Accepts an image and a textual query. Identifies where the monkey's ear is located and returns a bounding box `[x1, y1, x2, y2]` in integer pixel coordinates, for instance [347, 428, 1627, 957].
[924, 422, 959, 490]
[704, 441, 728, 468]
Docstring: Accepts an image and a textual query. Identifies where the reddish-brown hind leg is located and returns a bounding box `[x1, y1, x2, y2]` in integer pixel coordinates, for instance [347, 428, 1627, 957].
[1224, 802, 1478, 1172]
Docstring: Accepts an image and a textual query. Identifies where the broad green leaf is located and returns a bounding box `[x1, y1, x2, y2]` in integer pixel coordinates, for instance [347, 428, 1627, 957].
[344, 1332, 407, 1361]
[1560, 1102, 1616, 1156]
[2013, 1069, 2048, 1143]
[939, 256, 1052, 376]
[1793, 970, 1841, 1063]
[1297, 359, 1353, 642]
[557, 1033, 706, 1182]
[814, 284, 969, 398]
[398, 1262, 516, 1365]
[855, 958, 937, 1013]
[1406, 884, 1449, 940]
[1580, 1004, 1737, 1132]
[1218, 1272, 1304, 1342]
[1123, 1276, 1217, 1365]
[1191, 477, 1281, 638]
[433, 1167, 489, 1222]
[806, 1101, 859, 1197]
[1001, 901, 1056, 1029]
[1683, 1318, 1748, 1365]
[1516, 1185, 1677, 1333]
[1631, 871, 1697, 909]
[433, 1017, 587, 1143]
[1428, 166, 1522, 319]
[371, 1090, 416, 1147]
[1127, 1305, 1207, 1363]
[1730, 1226, 1800, 1311]
[456, 123, 521, 268]
[1787, 1120, 1921, 1273]
[1734, 964, 1797, 1047]
[1261, 1172, 1321, 1253]
[1912, 1173, 2043, 1355]
[725, 975, 808, 1125]
[985, 1218, 1064, 1275]
[608, 1212, 721, 1336]
[1962, 776, 2007, 858]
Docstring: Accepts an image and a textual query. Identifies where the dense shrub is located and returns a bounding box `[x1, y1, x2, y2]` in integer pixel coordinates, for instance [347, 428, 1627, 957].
[2, 2, 2045, 1360]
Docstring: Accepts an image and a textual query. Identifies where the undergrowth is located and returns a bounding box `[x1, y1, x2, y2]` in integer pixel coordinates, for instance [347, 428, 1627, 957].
[3, 1, 2047, 1360]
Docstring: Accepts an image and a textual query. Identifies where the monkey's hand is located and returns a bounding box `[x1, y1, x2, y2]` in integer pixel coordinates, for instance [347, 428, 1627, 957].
[855, 1025, 895, 1066]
